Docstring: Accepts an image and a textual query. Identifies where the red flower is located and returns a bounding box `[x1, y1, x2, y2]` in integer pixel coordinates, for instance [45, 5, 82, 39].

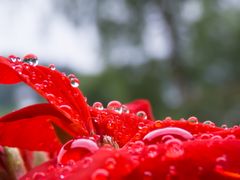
[0, 55, 240, 179]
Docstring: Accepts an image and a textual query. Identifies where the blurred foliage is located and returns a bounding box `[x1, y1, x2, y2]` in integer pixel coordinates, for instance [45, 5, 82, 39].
[2, 0, 240, 126]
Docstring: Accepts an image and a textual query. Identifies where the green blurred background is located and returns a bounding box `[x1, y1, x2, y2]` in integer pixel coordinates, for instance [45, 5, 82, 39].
[1, 0, 240, 126]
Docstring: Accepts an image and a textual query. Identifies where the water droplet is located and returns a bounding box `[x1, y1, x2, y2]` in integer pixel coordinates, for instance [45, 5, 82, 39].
[93, 102, 104, 110]
[203, 120, 215, 126]
[221, 124, 228, 129]
[105, 158, 116, 170]
[59, 105, 73, 117]
[32, 172, 46, 180]
[216, 154, 227, 166]
[211, 135, 222, 140]
[49, 64, 56, 70]
[147, 144, 158, 158]
[13, 64, 23, 74]
[57, 138, 99, 165]
[187, 116, 199, 124]
[91, 168, 109, 180]
[138, 122, 146, 130]
[143, 171, 152, 179]
[165, 139, 184, 159]
[132, 141, 145, 154]
[8, 55, 21, 62]
[154, 120, 162, 128]
[82, 156, 93, 168]
[143, 127, 193, 144]
[224, 134, 236, 140]
[136, 111, 147, 120]
[23, 54, 38, 66]
[107, 101, 122, 114]
[122, 105, 130, 114]
[68, 74, 80, 88]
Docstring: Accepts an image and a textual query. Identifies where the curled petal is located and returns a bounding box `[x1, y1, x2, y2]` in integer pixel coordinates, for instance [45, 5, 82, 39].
[0, 56, 92, 136]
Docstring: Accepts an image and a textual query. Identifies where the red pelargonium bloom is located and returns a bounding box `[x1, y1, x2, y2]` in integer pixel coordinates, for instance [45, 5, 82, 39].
[0, 55, 240, 179]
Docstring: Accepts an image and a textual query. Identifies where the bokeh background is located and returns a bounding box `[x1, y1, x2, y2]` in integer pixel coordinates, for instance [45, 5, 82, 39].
[1, 0, 240, 126]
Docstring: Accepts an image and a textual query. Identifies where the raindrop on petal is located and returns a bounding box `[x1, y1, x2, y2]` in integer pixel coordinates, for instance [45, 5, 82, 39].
[136, 111, 147, 120]
[107, 101, 122, 114]
[165, 139, 184, 159]
[23, 54, 38, 66]
[122, 105, 130, 114]
[49, 64, 56, 70]
[91, 168, 109, 180]
[187, 116, 199, 124]
[143, 127, 193, 144]
[93, 102, 104, 110]
[57, 138, 99, 165]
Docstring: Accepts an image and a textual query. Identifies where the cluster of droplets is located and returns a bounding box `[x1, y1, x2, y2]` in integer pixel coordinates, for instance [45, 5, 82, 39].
[9, 54, 39, 66]
[92, 100, 147, 120]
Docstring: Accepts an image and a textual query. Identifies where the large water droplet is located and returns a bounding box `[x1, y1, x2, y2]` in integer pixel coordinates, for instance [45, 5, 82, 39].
[93, 102, 104, 110]
[203, 120, 215, 126]
[143, 127, 193, 144]
[23, 54, 38, 66]
[165, 139, 184, 159]
[91, 168, 109, 180]
[107, 101, 122, 114]
[57, 138, 99, 165]
[68, 74, 80, 88]
[136, 111, 147, 120]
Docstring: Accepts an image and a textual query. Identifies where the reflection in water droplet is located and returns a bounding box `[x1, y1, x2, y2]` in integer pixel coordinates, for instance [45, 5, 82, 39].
[49, 64, 56, 70]
[187, 116, 199, 124]
[91, 168, 109, 180]
[23, 54, 38, 66]
[8, 55, 20, 62]
[122, 105, 130, 114]
[147, 144, 158, 158]
[203, 120, 215, 126]
[32, 172, 46, 180]
[105, 158, 116, 170]
[68, 74, 80, 88]
[165, 139, 184, 159]
[143, 127, 193, 144]
[107, 101, 122, 114]
[136, 111, 147, 120]
[57, 138, 99, 165]
[93, 102, 104, 110]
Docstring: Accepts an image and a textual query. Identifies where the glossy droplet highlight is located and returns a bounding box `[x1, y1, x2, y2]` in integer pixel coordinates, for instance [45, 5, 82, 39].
[57, 138, 99, 165]
[165, 139, 184, 159]
[23, 54, 38, 66]
[8, 55, 21, 62]
[122, 105, 130, 114]
[91, 168, 109, 180]
[136, 111, 147, 120]
[105, 158, 117, 170]
[49, 64, 56, 70]
[143, 127, 193, 144]
[68, 74, 80, 88]
[93, 102, 104, 110]
[147, 144, 158, 158]
[187, 116, 199, 124]
[203, 120, 215, 126]
[32, 172, 46, 180]
[107, 101, 122, 114]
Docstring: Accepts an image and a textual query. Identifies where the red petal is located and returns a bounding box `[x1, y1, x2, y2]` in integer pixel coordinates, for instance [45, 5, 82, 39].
[90, 108, 154, 146]
[0, 104, 69, 152]
[126, 99, 155, 120]
[0, 57, 92, 135]
[0, 56, 21, 84]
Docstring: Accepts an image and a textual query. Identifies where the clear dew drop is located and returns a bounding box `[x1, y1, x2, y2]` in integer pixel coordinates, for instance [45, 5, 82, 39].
[49, 64, 56, 70]
[122, 105, 130, 114]
[68, 74, 80, 88]
[165, 138, 184, 159]
[32, 172, 46, 180]
[93, 102, 104, 110]
[57, 138, 99, 165]
[8, 55, 20, 62]
[107, 100, 122, 114]
[203, 120, 215, 126]
[23, 54, 38, 66]
[105, 157, 117, 170]
[187, 116, 199, 124]
[147, 144, 158, 158]
[136, 111, 147, 120]
[143, 127, 193, 144]
[91, 168, 109, 180]
[221, 124, 228, 129]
